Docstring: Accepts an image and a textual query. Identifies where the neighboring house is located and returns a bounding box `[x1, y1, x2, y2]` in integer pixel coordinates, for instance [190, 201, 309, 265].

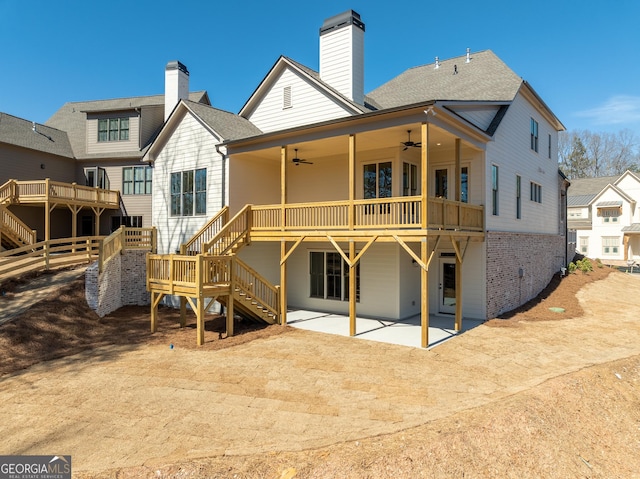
[568, 170, 640, 262]
[0, 112, 80, 242]
[46, 61, 210, 235]
[146, 8, 568, 341]
[0, 62, 210, 244]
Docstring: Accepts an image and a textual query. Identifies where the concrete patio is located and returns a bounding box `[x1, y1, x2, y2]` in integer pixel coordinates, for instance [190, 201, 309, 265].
[286, 310, 485, 348]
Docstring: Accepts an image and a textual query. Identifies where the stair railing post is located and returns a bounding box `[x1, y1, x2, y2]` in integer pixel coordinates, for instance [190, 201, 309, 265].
[227, 255, 235, 337]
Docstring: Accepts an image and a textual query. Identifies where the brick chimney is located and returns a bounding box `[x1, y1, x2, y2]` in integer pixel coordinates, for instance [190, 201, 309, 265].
[164, 61, 189, 121]
[319, 10, 365, 106]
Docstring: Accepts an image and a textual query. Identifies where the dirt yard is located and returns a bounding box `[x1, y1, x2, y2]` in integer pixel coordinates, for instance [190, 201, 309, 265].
[1, 263, 639, 478]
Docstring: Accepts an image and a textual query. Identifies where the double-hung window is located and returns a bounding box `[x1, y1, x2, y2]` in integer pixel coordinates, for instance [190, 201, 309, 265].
[491, 165, 499, 215]
[530, 118, 539, 152]
[516, 175, 522, 219]
[602, 237, 619, 255]
[309, 251, 360, 302]
[98, 118, 129, 142]
[123, 166, 152, 195]
[170, 168, 206, 216]
[530, 182, 542, 203]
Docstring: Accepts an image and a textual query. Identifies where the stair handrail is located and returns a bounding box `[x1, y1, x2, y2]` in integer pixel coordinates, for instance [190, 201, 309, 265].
[181, 206, 229, 255]
[0, 180, 17, 205]
[233, 256, 280, 319]
[203, 205, 251, 256]
[0, 203, 37, 246]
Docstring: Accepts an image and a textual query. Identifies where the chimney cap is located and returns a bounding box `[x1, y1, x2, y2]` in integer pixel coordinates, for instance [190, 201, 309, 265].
[165, 60, 189, 75]
[320, 9, 365, 35]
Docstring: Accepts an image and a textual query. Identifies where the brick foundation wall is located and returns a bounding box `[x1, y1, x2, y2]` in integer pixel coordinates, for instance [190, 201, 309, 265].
[85, 250, 149, 318]
[486, 232, 566, 319]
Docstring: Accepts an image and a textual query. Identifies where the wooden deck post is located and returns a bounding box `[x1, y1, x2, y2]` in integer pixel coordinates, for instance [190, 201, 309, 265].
[180, 296, 187, 328]
[280, 240, 287, 325]
[349, 134, 356, 230]
[421, 123, 429, 229]
[455, 242, 463, 331]
[421, 238, 429, 348]
[281, 146, 287, 231]
[421, 122, 430, 348]
[196, 255, 205, 346]
[227, 256, 235, 337]
[44, 178, 51, 241]
[455, 138, 461, 227]
[349, 240, 356, 336]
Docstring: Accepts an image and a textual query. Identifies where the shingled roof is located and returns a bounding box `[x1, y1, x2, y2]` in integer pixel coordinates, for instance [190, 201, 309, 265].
[0, 112, 74, 158]
[46, 91, 210, 159]
[566, 175, 621, 206]
[366, 50, 523, 109]
[184, 101, 262, 140]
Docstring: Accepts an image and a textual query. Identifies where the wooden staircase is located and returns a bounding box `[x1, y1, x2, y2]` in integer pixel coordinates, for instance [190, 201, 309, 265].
[170, 204, 280, 326]
[0, 203, 37, 250]
[218, 256, 279, 324]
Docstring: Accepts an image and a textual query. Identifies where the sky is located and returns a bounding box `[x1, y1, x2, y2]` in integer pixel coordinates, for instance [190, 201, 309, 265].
[1, 0, 639, 135]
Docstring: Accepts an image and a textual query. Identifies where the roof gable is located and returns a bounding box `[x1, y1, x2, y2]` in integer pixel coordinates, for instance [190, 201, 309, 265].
[590, 183, 635, 206]
[239, 56, 368, 123]
[145, 100, 261, 162]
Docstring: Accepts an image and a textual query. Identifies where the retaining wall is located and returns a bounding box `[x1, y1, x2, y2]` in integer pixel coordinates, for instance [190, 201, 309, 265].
[86, 250, 149, 317]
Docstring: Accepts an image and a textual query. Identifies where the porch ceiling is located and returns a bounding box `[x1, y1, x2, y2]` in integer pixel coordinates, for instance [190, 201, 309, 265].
[231, 122, 483, 164]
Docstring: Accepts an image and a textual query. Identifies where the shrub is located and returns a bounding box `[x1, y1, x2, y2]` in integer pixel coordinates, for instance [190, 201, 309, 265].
[568, 262, 577, 274]
[576, 258, 593, 274]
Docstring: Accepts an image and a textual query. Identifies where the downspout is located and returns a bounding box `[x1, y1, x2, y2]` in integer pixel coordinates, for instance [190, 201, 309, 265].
[215, 144, 227, 210]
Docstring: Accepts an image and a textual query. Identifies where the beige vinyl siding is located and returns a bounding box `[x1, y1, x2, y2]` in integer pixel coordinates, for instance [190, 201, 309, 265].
[75, 159, 152, 232]
[139, 105, 164, 147]
[229, 155, 280, 214]
[398, 242, 486, 320]
[247, 68, 354, 133]
[237, 243, 280, 285]
[485, 93, 559, 233]
[0, 144, 75, 184]
[86, 111, 140, 154]
[285, 242, 400, 320]
[448, 106, 502, 131]
[152, 111, 225, 254]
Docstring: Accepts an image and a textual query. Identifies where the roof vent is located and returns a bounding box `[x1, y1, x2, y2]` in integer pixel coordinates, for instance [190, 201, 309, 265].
[466, 48, 471, 63]
[434, 57, 440, 69]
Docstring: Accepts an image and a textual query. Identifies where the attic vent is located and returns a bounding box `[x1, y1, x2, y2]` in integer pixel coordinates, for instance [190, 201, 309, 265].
[434, 57, 440, 69]
[283, 86, 292, 109]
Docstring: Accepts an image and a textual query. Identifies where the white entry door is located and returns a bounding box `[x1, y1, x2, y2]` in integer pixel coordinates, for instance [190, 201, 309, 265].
[439, 258, 456, 314]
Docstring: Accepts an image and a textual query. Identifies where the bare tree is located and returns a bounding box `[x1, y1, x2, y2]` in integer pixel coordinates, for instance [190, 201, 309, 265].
[559, 128, 640, 178]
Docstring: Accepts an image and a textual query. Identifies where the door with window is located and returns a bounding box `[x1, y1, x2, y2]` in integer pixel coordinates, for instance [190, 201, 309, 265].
[439, 258, 456, 314]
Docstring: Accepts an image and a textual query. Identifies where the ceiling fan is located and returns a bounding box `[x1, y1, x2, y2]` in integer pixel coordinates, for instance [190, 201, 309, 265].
[401, 130, 422, 150]
[292, 148, 313, 166]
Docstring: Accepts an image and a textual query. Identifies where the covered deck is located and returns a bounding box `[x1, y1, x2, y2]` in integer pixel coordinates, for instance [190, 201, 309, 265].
[0, 178, 120, 241]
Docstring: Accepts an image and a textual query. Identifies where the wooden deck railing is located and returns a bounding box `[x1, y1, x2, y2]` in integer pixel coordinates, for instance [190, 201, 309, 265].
[147, 254, 233, 295]
[234, 257, 280, 318]
[0, 204, 36, 246]
[0, 236, 101, 279]
[181, 206, 229, 255]
[203, 205, 251, 255]
[0, 179, 119, 207]
[146, 253, 279, 319]
[251, 196, 483, 232]
[99, 226, 157, 272]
